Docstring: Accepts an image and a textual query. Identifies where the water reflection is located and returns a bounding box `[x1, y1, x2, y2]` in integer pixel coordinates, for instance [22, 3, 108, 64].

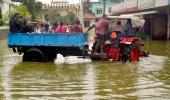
[0, 40, 22, 100]
[82, 64, 96, 99]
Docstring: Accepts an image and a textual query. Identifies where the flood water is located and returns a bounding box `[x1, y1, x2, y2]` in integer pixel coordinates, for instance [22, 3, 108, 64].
[0, 31, 170, 100]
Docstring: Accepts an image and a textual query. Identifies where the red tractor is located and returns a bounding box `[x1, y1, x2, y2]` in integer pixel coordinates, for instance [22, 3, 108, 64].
[90, 15, 149, 62]
[91, 34, 149, 62]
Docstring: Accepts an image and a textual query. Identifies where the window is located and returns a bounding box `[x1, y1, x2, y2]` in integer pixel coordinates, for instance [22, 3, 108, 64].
[110, 0, 122, 3]
[84, 20, 91, 28]
[108, 7, 111, 13]
[96, 9, 102, 14]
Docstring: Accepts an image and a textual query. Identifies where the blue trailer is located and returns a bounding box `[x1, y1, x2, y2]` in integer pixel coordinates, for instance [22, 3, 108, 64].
[8, 32, 88, 61]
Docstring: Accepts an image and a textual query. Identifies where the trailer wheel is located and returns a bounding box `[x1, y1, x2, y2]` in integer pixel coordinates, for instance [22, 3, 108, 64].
[23, 48, 47, 62]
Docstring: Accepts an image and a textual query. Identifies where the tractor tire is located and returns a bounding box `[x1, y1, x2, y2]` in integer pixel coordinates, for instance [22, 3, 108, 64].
[121, 45, 131, 63]
[23, 48, 47, 62]
[130, 41, 140, 61]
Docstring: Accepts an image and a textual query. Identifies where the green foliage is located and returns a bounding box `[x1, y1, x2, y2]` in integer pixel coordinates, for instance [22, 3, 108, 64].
[44, 10, 77, 25]
[45, 10, 61, 23]
[83, 0, 91, 13]
[0, 7, 2, 19]
[0, 19, 4, 26]
[23, 0, 42, 20]
[8, 4, 31, 17]
[65, 11, 76, 24]
[11, 0, 23, 2]
[16, 5, 31, 16]
[3, 4, 31, 24]
[11, 0, 42, 20]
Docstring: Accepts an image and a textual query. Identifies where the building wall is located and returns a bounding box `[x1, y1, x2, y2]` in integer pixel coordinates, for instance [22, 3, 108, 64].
[155, 0, 168, 7]
[106, 0, 170, 39]
[91, 2, 103, 18]
[91, 0, 121, 18]
[138, 0, 155, 10]
[107, 0, 138, 15]
[42, 4, 80, 19]
[152, 14, 167, 39]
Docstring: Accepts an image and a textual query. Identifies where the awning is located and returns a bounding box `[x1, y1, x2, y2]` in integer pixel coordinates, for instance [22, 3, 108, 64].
[133, 11, 158, 16]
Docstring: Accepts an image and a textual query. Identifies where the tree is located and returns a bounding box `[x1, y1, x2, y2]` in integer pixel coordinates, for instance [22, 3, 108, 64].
[11, 0, 42, 21]
[83, 0, 91, 13]
[44, 10, 61, 23]
[65, 11, 76, 24]
[11, 4, 31, 17]
[101, 0, 106, 16]
[0, 7, 2, 19]
[3, 4, 31, 24]
[44, 10, 77, 25]
[23, 0, 36, 20]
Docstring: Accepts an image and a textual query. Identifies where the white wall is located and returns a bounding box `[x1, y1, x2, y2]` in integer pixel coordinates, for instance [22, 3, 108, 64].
[155, 0, 168, 7]
[106, 0, 138, 15]
[138, 0, 155, 10]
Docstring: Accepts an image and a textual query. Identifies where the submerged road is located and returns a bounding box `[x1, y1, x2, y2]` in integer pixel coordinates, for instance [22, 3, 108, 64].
[0, 31, 170, 99]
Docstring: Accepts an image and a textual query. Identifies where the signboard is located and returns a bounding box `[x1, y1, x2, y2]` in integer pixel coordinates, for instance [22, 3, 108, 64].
[138, 0, 155, 10]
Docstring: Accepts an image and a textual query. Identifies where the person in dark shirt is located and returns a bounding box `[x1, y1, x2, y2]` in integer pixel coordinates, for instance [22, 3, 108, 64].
[9, 13, 22, 33]
[73, 20, 83, 33]
[21, 18, 34, 33]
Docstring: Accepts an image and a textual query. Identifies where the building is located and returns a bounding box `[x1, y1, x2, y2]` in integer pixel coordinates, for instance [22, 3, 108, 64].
[106, 0, 170, 40]
[42, 0, 80, 19]
[83, 12, 96, 32]
[91, 0, 122, 18]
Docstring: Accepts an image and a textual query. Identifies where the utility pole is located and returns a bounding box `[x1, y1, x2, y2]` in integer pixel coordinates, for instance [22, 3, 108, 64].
[101, 0, 106, 16]
[79, 0, 84, 32]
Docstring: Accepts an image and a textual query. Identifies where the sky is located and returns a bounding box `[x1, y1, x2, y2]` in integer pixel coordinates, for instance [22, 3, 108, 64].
[36, 0, 99, 4]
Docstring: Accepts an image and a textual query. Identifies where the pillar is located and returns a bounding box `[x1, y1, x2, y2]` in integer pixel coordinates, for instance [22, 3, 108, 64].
[167, 7, 170, 40]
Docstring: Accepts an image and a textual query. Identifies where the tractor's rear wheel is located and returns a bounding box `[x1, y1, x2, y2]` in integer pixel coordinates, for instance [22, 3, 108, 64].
[23, 48, 47, 62]
[130, 47, 139, 61]
[130, 41, 140, 61]
[121, 45, 131, 63]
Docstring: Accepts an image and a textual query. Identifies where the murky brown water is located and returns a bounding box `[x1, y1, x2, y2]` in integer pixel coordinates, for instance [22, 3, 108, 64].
[0, 31, 170, 100]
